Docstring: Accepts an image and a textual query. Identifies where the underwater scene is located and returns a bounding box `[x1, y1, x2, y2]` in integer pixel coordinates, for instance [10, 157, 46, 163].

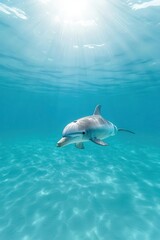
[0, 0, 160, 239]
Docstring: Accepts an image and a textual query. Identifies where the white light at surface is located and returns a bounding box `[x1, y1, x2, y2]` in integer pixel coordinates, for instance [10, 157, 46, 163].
[40, 0, 96, 28]
[58, 0, 87, 20]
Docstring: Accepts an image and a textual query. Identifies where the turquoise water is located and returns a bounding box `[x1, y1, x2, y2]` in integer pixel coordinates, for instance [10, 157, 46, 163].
[0, 1, 160, 239]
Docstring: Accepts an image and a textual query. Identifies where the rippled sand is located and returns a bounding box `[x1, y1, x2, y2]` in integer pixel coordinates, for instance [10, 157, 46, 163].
[0, 137, 160, 240]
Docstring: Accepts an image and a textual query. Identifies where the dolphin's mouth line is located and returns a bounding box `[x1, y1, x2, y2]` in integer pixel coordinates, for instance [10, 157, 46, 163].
[57, 134, 82, 148]
[63, 131, 84, 137]
[57, 131, 86, 147]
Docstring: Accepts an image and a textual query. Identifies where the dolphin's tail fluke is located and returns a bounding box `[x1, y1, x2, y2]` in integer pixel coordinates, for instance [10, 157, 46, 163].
[118, 128, 135, 134]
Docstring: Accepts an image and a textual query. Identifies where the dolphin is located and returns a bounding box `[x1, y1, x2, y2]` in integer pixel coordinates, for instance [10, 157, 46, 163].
[57, 105, 134, 149]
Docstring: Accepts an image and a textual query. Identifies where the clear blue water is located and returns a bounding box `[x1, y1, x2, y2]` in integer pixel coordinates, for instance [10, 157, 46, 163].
[0, 1, 160, 239]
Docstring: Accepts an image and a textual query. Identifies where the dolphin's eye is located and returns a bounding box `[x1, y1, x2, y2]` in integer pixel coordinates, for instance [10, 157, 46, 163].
[82, 131, 85, 135]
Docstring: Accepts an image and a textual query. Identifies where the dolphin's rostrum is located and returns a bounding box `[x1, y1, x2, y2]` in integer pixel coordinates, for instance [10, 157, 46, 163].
[57, 105, 134, 149]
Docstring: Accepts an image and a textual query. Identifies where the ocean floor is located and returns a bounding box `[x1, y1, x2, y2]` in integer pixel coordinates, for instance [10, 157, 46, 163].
[0, 135, 160, 240]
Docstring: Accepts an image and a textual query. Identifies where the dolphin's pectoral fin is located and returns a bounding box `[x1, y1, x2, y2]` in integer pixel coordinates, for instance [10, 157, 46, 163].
[75, 142, 85, 149]
[90, 138, 108, 146]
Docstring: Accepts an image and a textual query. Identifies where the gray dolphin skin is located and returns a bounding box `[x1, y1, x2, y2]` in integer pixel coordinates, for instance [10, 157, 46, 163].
[57, 105, 134, 149]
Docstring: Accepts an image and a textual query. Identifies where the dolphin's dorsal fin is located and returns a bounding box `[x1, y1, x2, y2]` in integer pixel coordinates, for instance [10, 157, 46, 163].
[93, 105, 101, 115]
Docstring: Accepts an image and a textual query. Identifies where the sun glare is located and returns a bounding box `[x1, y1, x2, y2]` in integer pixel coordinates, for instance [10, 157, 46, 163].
[57, 0, 88, 21]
